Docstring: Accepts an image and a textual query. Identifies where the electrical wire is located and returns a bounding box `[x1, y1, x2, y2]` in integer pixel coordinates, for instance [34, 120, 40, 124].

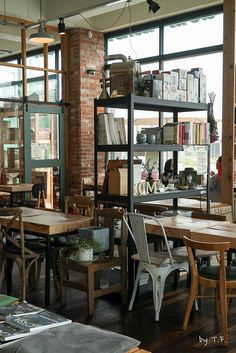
[127, 1, 138, 60]
[79, 0, 128, 31]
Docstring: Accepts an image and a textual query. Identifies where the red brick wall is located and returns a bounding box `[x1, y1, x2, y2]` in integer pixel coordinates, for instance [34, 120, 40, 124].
[66, 28, 105, 195]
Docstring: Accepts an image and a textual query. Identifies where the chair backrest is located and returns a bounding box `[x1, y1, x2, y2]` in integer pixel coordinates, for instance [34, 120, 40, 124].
[123, 212, 174, 265]
[183, 236, 230, 282]
[64, 195, 94, 217]
[94, 208, 127, 257]
[135, 203, 168, 216]
[31, 183, 47, 198]
[0, 207, 39, 258]
[191, 211, 226, 221]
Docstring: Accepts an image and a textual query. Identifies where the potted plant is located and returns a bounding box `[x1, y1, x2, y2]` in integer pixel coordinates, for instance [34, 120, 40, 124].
[68, 237, 102, 262]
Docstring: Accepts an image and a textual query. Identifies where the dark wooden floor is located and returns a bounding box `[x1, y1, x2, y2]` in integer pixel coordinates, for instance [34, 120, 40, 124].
[4, 268, 236, 353]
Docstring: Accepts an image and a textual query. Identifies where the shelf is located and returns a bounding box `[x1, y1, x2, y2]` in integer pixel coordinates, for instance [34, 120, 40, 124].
[97, 188, 206, 204]
[96, 94, 208, 113]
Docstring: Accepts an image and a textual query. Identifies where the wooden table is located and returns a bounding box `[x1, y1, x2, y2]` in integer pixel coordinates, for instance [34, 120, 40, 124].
[190, 223, 236, 249]
[0, 207, 93, 306]
[145, 215, 230, 240]
[143, 198, 231, 212]
[0, 184, 33, 206]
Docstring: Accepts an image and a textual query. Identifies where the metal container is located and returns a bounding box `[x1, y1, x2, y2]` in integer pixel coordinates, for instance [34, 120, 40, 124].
[110, 60, 141, 97]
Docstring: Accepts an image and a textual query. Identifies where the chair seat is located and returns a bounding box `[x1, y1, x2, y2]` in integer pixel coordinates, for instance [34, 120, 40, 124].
[4, 241, 45, 255]
[171, 246, 217, 259]
[132, 251, 187, 265]
[199, 265, 236, 281]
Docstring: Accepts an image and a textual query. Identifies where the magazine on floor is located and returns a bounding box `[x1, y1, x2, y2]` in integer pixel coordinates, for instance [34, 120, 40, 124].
[0, 322, 32, 342]
[5, 310, 72, 333]
[0, 301, 43, 317]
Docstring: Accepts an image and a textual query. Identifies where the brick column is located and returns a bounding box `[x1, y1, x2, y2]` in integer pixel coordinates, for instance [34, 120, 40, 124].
[66, 28, 104, 195]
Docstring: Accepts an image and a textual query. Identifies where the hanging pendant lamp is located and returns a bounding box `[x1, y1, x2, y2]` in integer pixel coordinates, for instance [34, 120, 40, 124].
[29, 0, 55, 44]
[29, 22, 55, 44]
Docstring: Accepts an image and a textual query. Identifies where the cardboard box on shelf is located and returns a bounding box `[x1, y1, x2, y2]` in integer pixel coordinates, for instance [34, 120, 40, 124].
[108, 168, 127, 195]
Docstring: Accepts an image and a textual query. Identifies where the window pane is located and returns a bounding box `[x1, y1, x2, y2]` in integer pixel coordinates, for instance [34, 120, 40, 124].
[0, 66, 22, 98]
[164, 13, 223, 54]
[49, 73, 62, 102]
[30, 112, 59, 160]
[27, 70, 44, 101]
[107, 28, 159, 60]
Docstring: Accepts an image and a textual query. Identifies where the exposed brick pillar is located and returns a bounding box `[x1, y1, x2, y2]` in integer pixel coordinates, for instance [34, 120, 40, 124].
[66, 28, 104, 195]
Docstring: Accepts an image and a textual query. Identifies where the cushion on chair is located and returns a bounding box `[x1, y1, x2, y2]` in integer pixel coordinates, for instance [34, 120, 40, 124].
[0, 322, 141, 353]
[199, 265, 236, 281]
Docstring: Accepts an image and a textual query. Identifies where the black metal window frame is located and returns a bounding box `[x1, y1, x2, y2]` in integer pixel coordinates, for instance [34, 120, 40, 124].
[105, 5, 223, 67]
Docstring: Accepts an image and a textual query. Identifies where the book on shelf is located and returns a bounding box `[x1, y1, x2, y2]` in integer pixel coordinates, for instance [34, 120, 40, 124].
[0, 322, 32, 342]
[0, 302, 43, 317]
[5, 309, 72, 333]
[97, 113, 112, 145]
[114, 117, 127, 144]
[107, 113, 120, 144]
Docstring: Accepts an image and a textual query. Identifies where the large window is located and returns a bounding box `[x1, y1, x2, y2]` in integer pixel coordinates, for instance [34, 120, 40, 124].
[105, 6, 223, 172]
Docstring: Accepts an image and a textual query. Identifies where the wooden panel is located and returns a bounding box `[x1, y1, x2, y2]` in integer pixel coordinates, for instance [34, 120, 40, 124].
[222, 0, 236, 205]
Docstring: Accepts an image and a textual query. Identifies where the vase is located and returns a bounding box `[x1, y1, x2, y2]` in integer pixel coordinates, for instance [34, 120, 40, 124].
[136, 133, 146, 144]
[77, 248, 93, 262]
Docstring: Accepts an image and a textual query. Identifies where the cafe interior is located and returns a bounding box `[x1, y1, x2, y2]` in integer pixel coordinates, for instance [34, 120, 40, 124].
[0, 0, 236, 352]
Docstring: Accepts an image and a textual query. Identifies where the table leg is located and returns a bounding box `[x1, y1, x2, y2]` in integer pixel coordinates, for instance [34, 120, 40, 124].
[45, 237, 51, 307]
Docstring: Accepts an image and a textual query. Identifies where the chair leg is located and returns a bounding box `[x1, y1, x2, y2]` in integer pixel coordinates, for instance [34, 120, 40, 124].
[152, 273, 166, 322]
[87, 268, 95, 316]
[219, 284, 228, 346]
[128, 264, 142, 311]
[183, 278, 198, 329]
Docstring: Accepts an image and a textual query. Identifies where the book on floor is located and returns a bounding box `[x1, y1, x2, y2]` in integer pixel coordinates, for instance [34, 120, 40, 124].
[0, 301, 43, 317]
[5, 310, 72, 333]
[0, 322, 31, 342]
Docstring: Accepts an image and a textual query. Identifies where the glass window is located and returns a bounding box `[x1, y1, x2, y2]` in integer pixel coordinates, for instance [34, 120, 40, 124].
[30, 112, 59, 160]
[107, 28, 159, 60]
[164, 13, 223, 54]
[31, 166, 61, 209]
[0, 66, 22, 98]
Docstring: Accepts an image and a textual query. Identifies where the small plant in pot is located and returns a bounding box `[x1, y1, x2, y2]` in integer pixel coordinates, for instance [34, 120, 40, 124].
[68, 237, 102, 262]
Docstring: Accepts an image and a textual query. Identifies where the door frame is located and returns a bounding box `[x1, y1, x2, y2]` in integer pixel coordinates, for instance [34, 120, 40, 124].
[23, 101, 66, 209]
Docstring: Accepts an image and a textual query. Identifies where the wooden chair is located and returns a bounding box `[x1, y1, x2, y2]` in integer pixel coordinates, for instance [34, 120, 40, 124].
[16, 183, 46, 208]
[0, 208, 45, 301]
[64, 195, 94, 217]
[182, 236, 236, 346]
[59, 208, 127, 316]
[191, 211, 226, 221]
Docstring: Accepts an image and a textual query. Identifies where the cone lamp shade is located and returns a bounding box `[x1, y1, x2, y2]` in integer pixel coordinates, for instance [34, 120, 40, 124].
[29, 23, 55, 44]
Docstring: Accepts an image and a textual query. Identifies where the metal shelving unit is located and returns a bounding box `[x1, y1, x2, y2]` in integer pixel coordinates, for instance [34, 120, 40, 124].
[94, 93, 210, 212]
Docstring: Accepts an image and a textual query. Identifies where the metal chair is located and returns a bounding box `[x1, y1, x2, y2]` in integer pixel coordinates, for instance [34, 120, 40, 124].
[123, 212, 189, 321]
[0, 207, 45, 301]
[182, 236, 236, 346]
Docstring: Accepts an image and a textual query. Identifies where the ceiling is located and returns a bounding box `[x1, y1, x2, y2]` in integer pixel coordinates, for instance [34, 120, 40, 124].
[0, 0, 222, 57]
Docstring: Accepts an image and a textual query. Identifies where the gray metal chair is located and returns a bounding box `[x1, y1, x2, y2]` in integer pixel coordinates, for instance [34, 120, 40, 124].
[123, 212, 189, 321]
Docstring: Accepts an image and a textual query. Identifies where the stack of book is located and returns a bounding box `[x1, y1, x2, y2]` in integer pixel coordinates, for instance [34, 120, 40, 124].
[0, 301, 72, 347]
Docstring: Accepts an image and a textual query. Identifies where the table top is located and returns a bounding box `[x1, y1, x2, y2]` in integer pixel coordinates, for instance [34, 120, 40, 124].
[145, 215, 230, 240]
[0, 207, 93, 236]
[190, 223, 236, 249]
[144, 199, 230, 212]
[0, 184, 33, 193]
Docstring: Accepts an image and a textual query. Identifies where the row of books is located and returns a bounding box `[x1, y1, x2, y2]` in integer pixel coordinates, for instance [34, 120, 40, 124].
[97, 113, 126, 145]
[163, 122, 210, 145]
[0, 300, 71, 346]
